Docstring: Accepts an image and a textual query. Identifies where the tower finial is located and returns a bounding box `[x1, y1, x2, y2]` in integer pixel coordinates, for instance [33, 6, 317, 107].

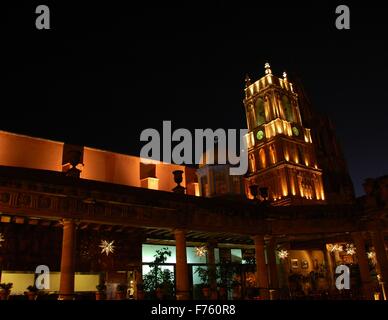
[283, 71, 287, 79]
[265, 62, 272, 75]
[245, 73, 251, 87]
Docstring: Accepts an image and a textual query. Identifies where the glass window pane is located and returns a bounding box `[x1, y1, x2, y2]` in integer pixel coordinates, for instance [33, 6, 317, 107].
[142, 244, 176, 263]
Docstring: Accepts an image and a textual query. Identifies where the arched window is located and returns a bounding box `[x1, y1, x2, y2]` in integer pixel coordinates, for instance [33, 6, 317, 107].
[297, 145, 304, 162]
[255, 98, 266, 126]
[249, 153, 256, 173]
[259, 148, 266, 169]
[269, 145, 277, 164]
[249, 105, 256, 130]
[282, 95, 294, 122]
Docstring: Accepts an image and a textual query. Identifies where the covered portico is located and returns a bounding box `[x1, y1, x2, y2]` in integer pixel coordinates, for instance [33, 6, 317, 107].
[0, 166, 387, 300]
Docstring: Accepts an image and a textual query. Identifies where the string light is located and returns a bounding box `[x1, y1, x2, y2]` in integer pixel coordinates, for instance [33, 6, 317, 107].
[0, 233, 4, 247]
[99, 240, 115, 256]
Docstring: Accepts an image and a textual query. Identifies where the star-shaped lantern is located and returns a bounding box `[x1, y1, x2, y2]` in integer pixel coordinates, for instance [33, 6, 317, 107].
[99, 240, 115, 256]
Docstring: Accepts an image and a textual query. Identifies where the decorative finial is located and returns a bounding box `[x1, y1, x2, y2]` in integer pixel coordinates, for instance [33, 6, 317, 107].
[245, 74, 251, 87]
[265, 62, 272, 75]
[283, 71, 287, 79]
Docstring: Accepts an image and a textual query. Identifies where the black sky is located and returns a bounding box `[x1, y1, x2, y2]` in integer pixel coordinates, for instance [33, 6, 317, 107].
[3, 2, 388, 196]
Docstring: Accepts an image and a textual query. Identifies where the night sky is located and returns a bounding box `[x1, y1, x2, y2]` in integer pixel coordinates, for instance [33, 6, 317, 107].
[3, 2, 388, 196]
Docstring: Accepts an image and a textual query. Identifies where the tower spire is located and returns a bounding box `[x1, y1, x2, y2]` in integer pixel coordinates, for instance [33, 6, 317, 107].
[264, 62, 272, 75]
[245, 74, 251, 88]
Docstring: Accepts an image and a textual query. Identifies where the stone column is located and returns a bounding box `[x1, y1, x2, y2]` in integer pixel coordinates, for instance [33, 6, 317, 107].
[252, 235, 269, 299]
[324, 245, 335, 289]
[174, 229, 190, 300]
[267, 237, 279, 298]
[207, 241, 218, 300]
[371, 230, 388, 296]
[351, 232, 373, 300]
[59, 219, 77, 300]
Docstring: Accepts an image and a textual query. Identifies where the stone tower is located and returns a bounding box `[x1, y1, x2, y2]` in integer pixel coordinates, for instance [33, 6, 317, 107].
[243, 64, 325, 205]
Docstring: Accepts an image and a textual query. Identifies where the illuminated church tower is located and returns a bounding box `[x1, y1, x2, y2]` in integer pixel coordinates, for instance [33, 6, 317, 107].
[244, 63, 325, 205]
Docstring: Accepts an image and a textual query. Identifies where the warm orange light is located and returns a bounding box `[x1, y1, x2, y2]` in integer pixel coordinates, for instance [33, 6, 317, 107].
[141, 177, 159, 190]
[276, 121, 282, 134]
[290, 175, 296, 195]
[281, 177, 288, 197]
[259, 149, 266, 168]
[270, 146, 277, 164]
[193, 182, 200, 196]
[284, 153, 289, 161]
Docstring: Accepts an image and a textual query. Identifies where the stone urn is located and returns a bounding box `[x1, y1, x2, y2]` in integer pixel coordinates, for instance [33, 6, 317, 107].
[249, 184, 259, 199]
[172, 170, 185, 194]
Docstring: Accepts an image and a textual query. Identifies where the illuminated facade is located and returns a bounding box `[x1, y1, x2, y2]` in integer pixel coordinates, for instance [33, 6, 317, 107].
[244, 64, 325, 205]
[0, 72, 387, 301]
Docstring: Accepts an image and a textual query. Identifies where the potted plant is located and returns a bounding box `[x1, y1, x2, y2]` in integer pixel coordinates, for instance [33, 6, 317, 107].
[136, 283, 145, 300]
[0, 283, 13, 300]
[95, 284, 107, 300]
[115, 284, 127, 300]
[143, 248, 175, 300]
[195, 267, 210, 298]
[231, 277, 242, 300]
[217, 281, 228, 299]
[26, 285, 39, 300]
[218, 263, 233, 299]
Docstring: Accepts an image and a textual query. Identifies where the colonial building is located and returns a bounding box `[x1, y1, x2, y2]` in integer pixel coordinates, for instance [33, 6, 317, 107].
[0, 65, 387, 301]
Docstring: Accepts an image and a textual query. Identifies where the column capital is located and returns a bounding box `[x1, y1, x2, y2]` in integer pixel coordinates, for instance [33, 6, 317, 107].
[173, 228, 186, 236]
[252, 234, 265, 245]
[207, 239, 218, 248]
[59, 218, 80, 226]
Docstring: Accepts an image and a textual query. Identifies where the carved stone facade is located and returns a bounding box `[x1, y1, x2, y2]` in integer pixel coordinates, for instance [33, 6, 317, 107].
[244, 65, 325, 205]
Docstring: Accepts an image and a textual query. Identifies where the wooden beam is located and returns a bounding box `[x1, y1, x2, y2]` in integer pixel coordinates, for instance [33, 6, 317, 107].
[80, 223, 89, 230]
[28, 219, 39, 225]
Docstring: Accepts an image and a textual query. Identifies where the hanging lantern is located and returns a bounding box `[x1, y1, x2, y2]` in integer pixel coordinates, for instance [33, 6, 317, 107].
[195, 246, 207, 257]
[345, 244, 356, 256]
[99, 240, 115, 256]
[277, 249, 289, 260]
[333, 244, 343, 253]
[367, 251, 376, 259]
